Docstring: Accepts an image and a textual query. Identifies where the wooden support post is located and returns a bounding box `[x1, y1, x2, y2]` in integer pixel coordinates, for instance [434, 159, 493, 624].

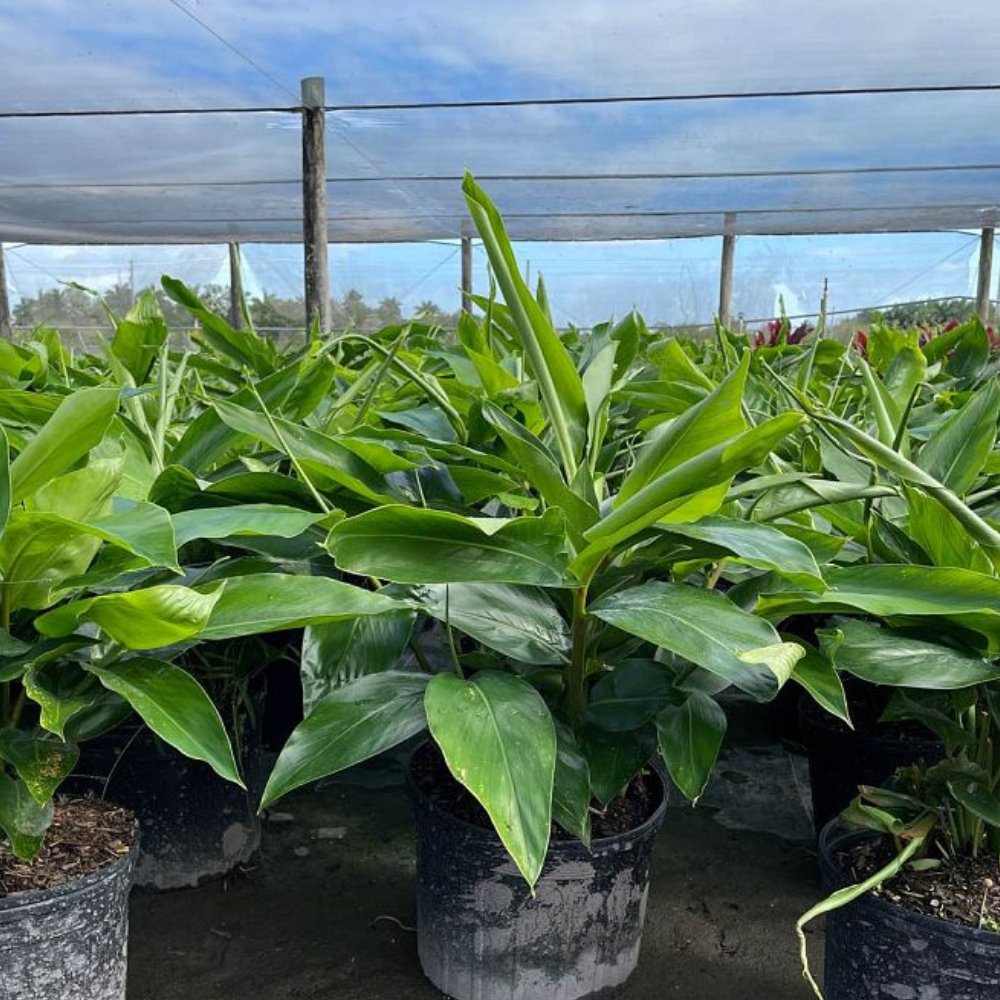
[228, 242, 244, 330]
[301, 76, 330, 337]
[461, 236, 473, 314]
[718, 213, 737, 329]
[0, 244, 11, 340]
[976, 226, 995, 324]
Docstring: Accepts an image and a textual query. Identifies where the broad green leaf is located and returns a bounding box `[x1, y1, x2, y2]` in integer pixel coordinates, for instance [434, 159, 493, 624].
[661, 515, 824, 589]
[426, 670, 556, 886]
[883, 345, 926, 415]
[655, 690, 726, 802]
[22, 661, 104, 738]
[580, 725, 656, 807]
[463, 174, 588, 476]
[0, 728, 79, 805]
[213, 401, 398, 504]
[35, 584, 223, 649]
[585, 659, 675, 731]
[790, 646, 851, 726]
[619, 354, 747, 503]
[109, 290, 168, 383]
[919, 379, 1000, 495]
[948, 776, 1000, 827]
[161, 275, 275, 375]
[198, 574, 408, 640]
[481, 402, 598, 535]
[0, 772, 53, 859]
[9, 387, 120, 503]
[413, 582, 569, 665]
[301, 610, 416, 712]
[327, 506, 572, 586]
[172, 504, 326, 548]
[586, 413, 805, 553]
[0, 426, 9, 537]
[752, 479, 897, 521]
[552, 722, 591, 845]
[905, 487, 993, 573]
[590, 581, 804, 701]
[86, 657, 242, 785]
[760, 565, 1000, 652]
[818, 619, 999, 689]
[261, 672, 428, 806]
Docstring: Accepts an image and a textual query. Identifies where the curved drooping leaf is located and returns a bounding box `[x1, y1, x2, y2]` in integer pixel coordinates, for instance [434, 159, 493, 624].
[261, 671, 429, 807]
[0, 727, 79, 805]
[789, 646, 851, 726]
[590, 582, 803, 701]
[171, 504, 326, 548]
[552, 722, 592, 846]
[818, 619, 999, 690]
[413, 582, 570, 665]
[35, 584, 223, 649]
[655, 690, 727, 803]
[919, 378, 1000, 495]
[0, 772, 54, 860]
[585, 413, 805, 553]
[759, 565, 1000, 653]
[661, 515, 824, 589]
[585, 659, 675, 731]
[8, 386, 120, 503]
[618, 354, 747, 502]
[301, 610, 416, 712]
[327, 506, 572, 586]
[580, 724, 656, 807]
[425, 670, 556, 886]
[197, 574, 407, 640]
[86, 657, 242, 785]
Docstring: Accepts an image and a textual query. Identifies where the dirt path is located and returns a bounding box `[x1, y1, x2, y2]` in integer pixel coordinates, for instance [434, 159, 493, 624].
[127, 759, 823, 999]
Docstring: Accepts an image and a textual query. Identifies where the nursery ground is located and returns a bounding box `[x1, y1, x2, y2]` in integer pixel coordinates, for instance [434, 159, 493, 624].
[127, 733, 825, 999]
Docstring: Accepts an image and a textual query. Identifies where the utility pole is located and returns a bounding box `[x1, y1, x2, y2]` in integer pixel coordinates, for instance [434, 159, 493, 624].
[718, 213, 737, 329]
[976, 226, 995, 324]
[461, 236, 473, 314]
[301, 76, 330, 337]
[228, 243, 244, 330]
[0, 244, 12, 339]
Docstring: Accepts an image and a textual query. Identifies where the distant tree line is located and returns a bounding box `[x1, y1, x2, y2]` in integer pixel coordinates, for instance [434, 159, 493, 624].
[12, 283, 460, 334]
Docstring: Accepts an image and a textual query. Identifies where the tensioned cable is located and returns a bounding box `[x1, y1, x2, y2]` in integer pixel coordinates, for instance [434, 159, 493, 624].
[7, 163, 1000, 190]
[163, 0, 298, 102]
[6, 80, 1000, 118]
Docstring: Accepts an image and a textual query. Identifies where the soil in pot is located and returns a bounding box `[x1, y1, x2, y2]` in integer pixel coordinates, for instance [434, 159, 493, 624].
[409, 743, 667, 1000]
[799, 682, 943, 832]
[819, 822, 1000, 999]
[0, 798, 137, 1000]
[68, 725, 262, 890]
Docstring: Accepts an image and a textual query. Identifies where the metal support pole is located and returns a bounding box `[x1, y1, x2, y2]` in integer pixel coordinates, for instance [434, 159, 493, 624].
[461, 236, 473, 314]
[301, 76, 330, 337]
[976, 226, 995, 324]
[0, 244, 11, 340]
[228, 242, 244, 330]
[718, 213, 737, 329]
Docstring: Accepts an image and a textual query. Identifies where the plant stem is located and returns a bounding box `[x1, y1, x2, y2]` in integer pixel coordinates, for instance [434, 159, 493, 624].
[567, 586, 589, 725]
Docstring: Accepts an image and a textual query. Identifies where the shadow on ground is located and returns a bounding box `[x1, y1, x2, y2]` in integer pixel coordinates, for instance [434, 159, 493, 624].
[128, 739, 824, 999]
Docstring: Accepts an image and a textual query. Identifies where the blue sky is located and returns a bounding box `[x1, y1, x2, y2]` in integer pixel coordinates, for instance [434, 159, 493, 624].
[2, 1, 999, 325]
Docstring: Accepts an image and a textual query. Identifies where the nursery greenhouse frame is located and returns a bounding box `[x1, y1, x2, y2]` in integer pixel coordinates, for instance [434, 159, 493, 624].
[2, 0, 1000, 334]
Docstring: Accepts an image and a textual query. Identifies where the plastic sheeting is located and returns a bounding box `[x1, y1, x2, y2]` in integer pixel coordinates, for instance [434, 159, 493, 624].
[2, 1, 1000, 243]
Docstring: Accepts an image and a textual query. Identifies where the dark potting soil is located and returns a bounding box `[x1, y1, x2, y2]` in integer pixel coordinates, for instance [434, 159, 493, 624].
[839, 837, 1000, 932]
[411, 743, 659, 840]
[0, 797, 136, 896]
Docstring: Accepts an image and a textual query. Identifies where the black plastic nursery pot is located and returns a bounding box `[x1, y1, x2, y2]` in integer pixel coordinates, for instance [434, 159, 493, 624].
[819, 822, 1000, 999]
[69, 727, 261, 890]
[799, 695, 943, 832]
[408, 747, 668, 1000]
[0, 845, 137, 1000]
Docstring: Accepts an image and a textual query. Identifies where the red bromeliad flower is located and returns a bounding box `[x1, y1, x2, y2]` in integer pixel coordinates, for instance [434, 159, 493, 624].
[750, 318, 814, 348]
[852, 330, 869, 357]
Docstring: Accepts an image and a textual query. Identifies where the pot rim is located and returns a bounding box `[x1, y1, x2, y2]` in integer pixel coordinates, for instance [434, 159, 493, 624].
[0, 840, 137, 916]
[819, 819, 1000, 948]
[406, 740, 668, 852]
